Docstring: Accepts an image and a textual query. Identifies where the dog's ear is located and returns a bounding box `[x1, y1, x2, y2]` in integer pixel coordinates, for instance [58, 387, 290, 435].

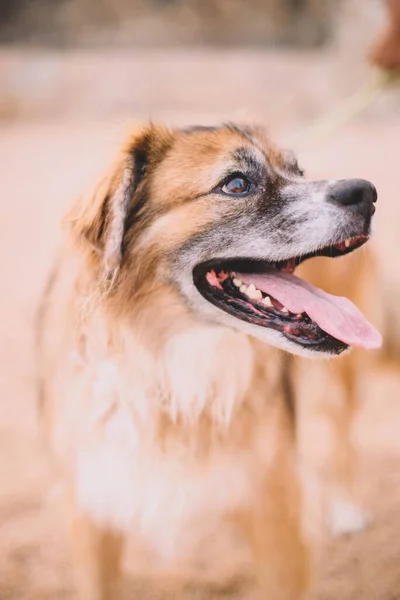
[66, 125, 172, 280]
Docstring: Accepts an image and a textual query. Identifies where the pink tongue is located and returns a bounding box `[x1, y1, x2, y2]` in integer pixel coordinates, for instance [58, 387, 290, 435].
[237, 270, 382, 350]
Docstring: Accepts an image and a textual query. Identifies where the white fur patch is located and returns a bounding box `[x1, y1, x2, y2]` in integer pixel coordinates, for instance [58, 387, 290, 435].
[76, 439, 136, 532]
[75, 424, 255, 557]
[162, 327, 254, 424]
[73, 325, 260, 558]
[329, 495, 370, 536]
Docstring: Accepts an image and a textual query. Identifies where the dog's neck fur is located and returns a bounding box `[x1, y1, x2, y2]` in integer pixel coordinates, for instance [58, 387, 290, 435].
[81, 300, 280, 434]
[64, 250, 283, 437]
[125, 325, 255, 425]
[68, 295, 288, 537]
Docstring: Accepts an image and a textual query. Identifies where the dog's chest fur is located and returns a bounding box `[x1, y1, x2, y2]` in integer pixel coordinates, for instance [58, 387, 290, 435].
[52, 324, 283, 558]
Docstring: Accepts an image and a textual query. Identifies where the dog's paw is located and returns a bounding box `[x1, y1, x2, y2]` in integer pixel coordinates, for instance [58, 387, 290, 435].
[328, 496, 371, 537]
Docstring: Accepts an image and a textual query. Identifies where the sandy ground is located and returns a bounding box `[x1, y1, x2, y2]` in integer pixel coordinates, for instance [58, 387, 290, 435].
[1, 49, 400, 599]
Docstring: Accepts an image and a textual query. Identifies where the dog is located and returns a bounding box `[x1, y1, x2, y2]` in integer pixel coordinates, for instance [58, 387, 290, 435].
[36, 123, 381, 600]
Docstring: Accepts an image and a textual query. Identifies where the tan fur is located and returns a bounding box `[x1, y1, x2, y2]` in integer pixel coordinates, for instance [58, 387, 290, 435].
[71, 512, 124, 600]
[37, 123, 326, 600]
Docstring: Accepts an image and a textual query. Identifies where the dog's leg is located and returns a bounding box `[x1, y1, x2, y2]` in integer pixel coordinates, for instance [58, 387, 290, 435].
[246, 464, 309, 599]
[326, 355, 369, 536]
[295, 355, 368, 537]
[239, 419, 310, 600]
[71, 510, 125, 600]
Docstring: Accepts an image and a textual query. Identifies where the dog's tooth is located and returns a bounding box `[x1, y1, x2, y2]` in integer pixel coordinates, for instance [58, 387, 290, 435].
[281, 306, 289, 314]
[247, 290, 259, 299]
[246, 284, 262, 300]
[296, 313, 303, 318]
[344, 238, 351, 248]
[262, 296, 273, 307]
[246, 284, 257, 297]
[233, 278, 243, 287]
[239, 284, 248, 294]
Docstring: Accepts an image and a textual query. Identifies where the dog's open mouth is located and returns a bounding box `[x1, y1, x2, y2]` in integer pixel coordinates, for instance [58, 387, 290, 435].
[193, 234, 382, 354]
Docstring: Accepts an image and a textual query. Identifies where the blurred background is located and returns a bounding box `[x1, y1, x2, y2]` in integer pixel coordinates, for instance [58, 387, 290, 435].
[1, 1, 400, 599]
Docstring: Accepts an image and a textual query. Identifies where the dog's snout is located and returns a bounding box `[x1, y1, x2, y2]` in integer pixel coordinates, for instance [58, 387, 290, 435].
[328, 179, 377, 218]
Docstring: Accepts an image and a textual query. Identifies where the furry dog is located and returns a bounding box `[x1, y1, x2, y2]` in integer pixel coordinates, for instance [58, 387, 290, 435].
[36, 123, 381, 600]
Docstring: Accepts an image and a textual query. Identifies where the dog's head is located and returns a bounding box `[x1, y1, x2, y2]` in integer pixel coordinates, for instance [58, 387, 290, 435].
[68, 123, 381, 357]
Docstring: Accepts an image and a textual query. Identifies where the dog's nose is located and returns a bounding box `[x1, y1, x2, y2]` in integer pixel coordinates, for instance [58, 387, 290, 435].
[328, 179, 377, 218]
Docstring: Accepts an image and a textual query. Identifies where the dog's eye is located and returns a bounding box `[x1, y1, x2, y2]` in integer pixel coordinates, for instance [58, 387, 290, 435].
[221, 176, 250, 195]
